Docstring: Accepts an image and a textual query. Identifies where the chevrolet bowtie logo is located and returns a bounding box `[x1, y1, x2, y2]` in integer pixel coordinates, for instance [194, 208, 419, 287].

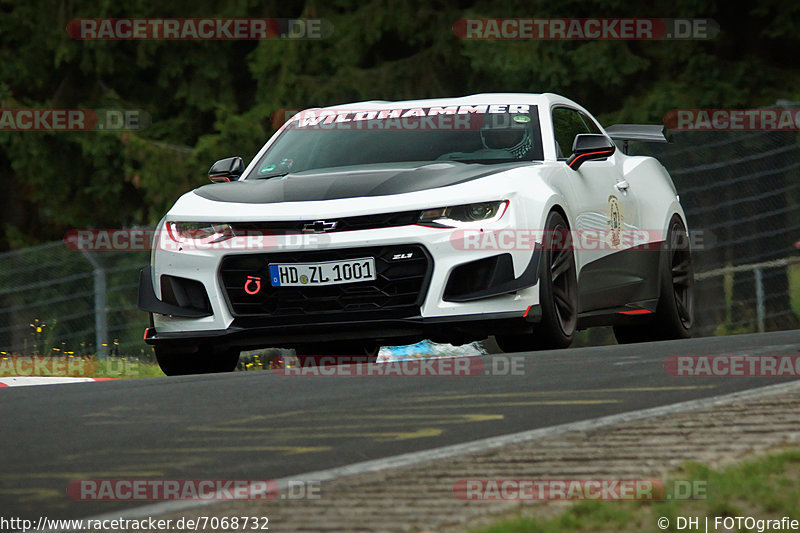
[302, 220, 338, 233]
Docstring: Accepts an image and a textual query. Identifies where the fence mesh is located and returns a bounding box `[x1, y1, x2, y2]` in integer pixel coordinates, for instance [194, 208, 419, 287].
[0, 120, 798, 356]
[634, 120, 800, 336]
[0, 242, 149, 357]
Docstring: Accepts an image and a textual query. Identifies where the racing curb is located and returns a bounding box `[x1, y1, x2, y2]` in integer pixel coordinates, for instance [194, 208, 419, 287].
[0, 377, 116, 387]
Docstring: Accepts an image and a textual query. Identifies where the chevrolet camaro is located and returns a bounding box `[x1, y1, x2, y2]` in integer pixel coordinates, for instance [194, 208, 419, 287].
[138, 93, 694, 375]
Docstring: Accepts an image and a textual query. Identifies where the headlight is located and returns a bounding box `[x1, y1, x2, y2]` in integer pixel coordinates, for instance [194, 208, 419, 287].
[165, 222, 234, 243]
[418, 201, 509, 228]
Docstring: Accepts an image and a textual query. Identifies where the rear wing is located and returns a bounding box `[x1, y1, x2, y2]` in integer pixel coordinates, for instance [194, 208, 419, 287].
[605, 124, 670, 153]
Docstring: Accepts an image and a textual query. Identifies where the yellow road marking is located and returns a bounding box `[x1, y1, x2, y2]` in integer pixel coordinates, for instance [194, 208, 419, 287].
[296, 428, 443, 442]
[358, 413, 505, 422]
[376, 386, 716, 404]
[362, 400, 621, 410]
[0, 471, 166, 480]
[178, 428, 444, 442]
[126, 446, 331, 455]
[0, 488, 62, 504]
[187, 413, 504, 434]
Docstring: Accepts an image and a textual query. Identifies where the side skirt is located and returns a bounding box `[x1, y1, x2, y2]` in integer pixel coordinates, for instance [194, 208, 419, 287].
[577, 241, 663, 313]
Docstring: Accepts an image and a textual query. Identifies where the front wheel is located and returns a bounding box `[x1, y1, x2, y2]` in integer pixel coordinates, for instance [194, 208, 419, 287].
[495, 210, 578, 353]
[154, 345, 240, 376]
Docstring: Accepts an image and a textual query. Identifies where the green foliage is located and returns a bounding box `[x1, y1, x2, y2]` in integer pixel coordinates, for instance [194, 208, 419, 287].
[1, 0, 799, 247]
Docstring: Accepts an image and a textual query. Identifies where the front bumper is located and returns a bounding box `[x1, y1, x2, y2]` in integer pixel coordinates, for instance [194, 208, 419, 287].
[139, 223, 543, 347]
[142, 309, 542, 349]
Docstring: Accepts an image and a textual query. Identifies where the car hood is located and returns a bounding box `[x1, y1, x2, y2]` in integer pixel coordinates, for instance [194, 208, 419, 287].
[193, 161, 538, 204]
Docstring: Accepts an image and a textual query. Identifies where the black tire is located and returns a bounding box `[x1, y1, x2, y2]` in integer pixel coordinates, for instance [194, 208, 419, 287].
[613, 216, 694, 344]
[155, 345, 240, 376]
[495, 210, 578, 352]
[294, 341, 380, 367]
[494, 333, 532, 354]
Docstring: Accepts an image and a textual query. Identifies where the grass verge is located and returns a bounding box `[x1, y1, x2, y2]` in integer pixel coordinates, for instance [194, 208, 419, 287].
[470, 447, 800, 533]
[90, 357, 164, 378]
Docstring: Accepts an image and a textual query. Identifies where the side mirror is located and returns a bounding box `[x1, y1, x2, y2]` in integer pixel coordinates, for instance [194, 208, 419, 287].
[208, 157, 244, 182]
[566, 134, 616, 170]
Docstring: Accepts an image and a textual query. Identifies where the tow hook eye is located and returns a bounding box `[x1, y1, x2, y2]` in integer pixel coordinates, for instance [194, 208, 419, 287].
[244, 275, 262, 295]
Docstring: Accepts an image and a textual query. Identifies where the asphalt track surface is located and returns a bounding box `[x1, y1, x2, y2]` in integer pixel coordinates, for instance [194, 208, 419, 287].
[1, 330, 799, 521]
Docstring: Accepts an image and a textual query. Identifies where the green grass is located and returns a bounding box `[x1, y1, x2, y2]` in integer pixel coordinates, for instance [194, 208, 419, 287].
[0, 355, 165, 379]
[789, 263, 800, 318]
[478, 502, 636, 533]
[91, 357, 165, 378]
[470, 448, 800, 533]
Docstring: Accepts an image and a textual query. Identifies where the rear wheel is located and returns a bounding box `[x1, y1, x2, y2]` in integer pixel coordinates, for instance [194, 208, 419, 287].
[154, 345, 240, 376]
[294, 341, 380, 367]
[496, 210, 578, 352]
[613, 216, 694, 344]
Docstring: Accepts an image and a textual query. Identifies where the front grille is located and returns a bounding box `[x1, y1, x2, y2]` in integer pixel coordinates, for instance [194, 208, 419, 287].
[228, 210, 422, 235]
[219, 245, 432, 317]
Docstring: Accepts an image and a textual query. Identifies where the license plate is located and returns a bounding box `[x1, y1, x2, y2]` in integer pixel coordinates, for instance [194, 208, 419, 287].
[268, 257, 376, 287]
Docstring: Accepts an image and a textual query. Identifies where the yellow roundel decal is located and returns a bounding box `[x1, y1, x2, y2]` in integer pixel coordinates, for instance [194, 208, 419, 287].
[300, 275, 309, 284]
[607, 195, 623, 248]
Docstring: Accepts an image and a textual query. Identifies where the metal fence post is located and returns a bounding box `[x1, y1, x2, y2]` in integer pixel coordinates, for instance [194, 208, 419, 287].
[80, 250, 108, 358]
[754, 266, 765, 333]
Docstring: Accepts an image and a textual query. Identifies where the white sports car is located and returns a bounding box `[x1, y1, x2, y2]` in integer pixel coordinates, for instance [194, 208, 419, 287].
[139, 93, 694, 375]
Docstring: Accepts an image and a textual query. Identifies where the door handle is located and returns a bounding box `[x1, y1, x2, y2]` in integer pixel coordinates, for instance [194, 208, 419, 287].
[615, 180, 629, 191]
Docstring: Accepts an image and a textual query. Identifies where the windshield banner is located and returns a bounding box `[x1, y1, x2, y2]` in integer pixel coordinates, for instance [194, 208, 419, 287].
[284, 105, 534, 131]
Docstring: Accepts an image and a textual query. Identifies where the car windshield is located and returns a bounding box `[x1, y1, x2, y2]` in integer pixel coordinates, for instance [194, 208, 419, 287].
[246, 105, 543, 179]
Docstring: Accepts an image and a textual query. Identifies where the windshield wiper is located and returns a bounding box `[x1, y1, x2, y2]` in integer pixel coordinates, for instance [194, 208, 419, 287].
[446, 158, 523, 165]
[251, 172, 291, 180]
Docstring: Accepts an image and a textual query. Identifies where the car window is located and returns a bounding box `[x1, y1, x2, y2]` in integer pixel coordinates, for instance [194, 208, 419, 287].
[552, 107, 594, 159]
[247, 106, 545, 178]
[579, 112, 602, 134]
